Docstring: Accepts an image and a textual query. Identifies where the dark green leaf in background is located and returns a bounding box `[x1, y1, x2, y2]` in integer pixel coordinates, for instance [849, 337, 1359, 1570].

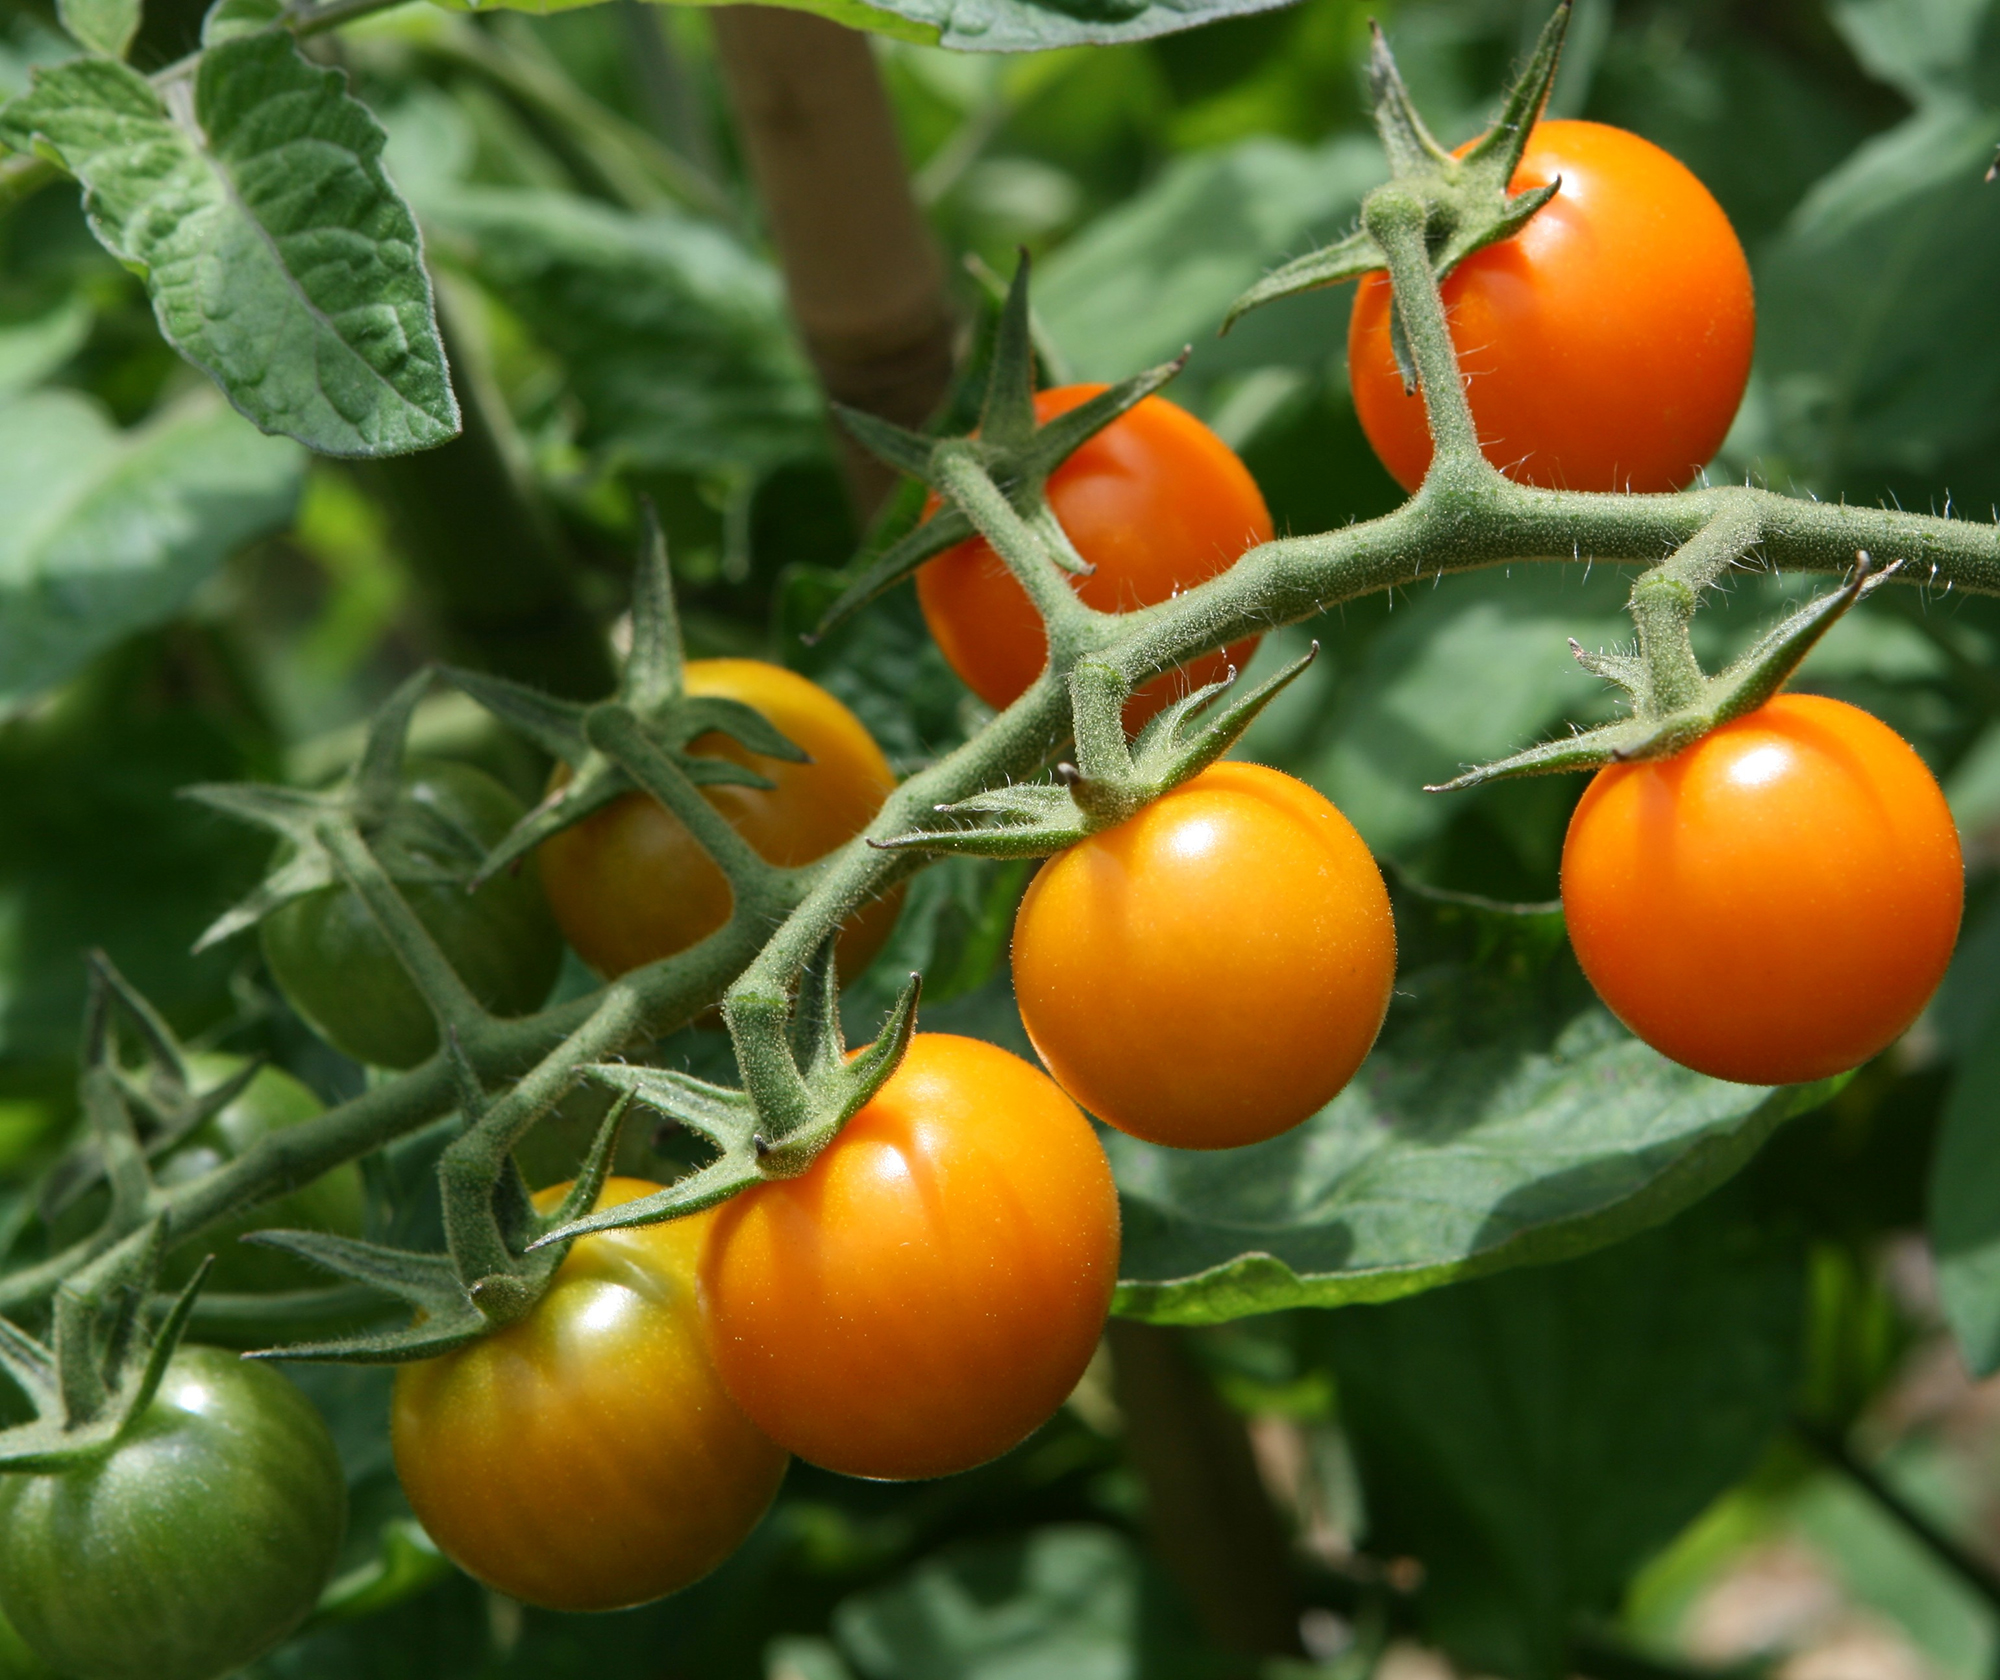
[1326, 1197, 1806, 1679]
[0, 37, 459, 456]
[1929, 994, 2000, 1377]
[0, 389, 301, 707]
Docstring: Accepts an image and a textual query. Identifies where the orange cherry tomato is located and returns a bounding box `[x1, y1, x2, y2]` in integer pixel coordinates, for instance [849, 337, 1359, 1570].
[916, 386, 1272, 727]
[1011, 761, 1396, 1150]
[1349, 119, 1755, 493]
[391, 1179, 787, 1611]
[699, 1033, 1120, 1481]
[1561, 694, 1963, 1086]
[539, 659, 902, 981]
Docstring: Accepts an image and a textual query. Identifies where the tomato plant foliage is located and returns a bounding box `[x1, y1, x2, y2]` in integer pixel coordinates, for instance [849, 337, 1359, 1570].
[2, 0, 2000, 1678]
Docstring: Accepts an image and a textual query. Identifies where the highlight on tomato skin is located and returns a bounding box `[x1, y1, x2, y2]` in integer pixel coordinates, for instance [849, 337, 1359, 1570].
[538, 658, 904, 984]
[1348, 118, 1756, 494]
[391, 1178, 788, 1613]
[1560, 693, 1964, 1088]
[915, 385, 1273, 728]
[698, 1032, 1121, 1482]
[1012, 761, 1397, 1151]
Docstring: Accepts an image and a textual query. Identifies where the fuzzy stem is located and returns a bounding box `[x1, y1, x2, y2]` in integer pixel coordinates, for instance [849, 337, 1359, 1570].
[6, 477, 2000, 1316]
[1362, 187, 1492, 482]
[316, 819, 489, 1041]
[932, 445, 1092, 641]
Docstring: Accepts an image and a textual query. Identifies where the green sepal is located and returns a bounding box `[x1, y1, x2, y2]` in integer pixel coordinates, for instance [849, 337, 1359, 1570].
[812, 254, 1188, 639]
[1222, 1, 1570, 330]
[530, 969, 924, 1248]
[236, 1232, 488, 1365]
[0, 1251, 212, 1473]
[537, 1092, 632, 1238]
[873, 646, 1318, 859]
[1428, 556, 1897, 791]
[450, 524, 804, 888]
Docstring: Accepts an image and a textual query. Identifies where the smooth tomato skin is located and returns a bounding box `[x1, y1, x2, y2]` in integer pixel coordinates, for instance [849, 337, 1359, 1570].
[916, 386, 1271, 726]
[261, 759, 563, 1069]
[1012, 762, 1396, 1149]
[392, 1178, 787, 1612]
[540, 660, 902, 982]
[1349, 120, 1754, 493]
[1562, 694, 1963, 1086]
[0, 1347, 346, 1680]
[700, 1033, 1120, 1481]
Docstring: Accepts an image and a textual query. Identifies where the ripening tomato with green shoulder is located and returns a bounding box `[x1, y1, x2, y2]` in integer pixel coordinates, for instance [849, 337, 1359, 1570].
[260, 758, 564, 1070]
[916, 386, 1272, 728]
[0, 1347, 346, 1680]
[699, 1033, 1120, 1481]
[1349, 119, 1754, 494]
[539, 659, 902, 983]
[1012, 762, 1396, 1150]
[391, 1178, 787, 1612]
[1561, 693, 1962, 1086]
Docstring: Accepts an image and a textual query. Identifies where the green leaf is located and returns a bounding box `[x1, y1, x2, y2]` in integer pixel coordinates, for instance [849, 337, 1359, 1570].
[1324, 1197, 1805, 1680]
[57, 0, 139, 59]
[1111, 891, 1834, 1324]
[435, 0, 1303, 52]
[1751, 96, 2000, 489]
[1828, 0, 2000, 106]
[201, 0, 284, 46]
[419, 185, 821, 474]
[830, 1526, 1216, 1679]
[0, 40, 459, 456]
[1037, 135, 1385, 406]
[1930, 1002, 2000, 1377]
[0, 389, 301, 708]
[0, 293, 91, 398]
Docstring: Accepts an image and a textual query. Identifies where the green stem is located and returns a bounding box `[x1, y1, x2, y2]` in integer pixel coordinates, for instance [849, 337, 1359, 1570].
[1362, 187, 1493, 484]
[1796, 1419, 2000, 1611]
[316, 819, 488, 1040]
[932, 445, 1093, 642]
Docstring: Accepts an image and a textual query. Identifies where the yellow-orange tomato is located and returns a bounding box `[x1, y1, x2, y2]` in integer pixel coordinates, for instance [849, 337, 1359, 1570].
[540, 659, 901, 980]
[391, 1179, 787, 1611]
[1562, 694, 1963, 1086]
[1349, 120, 1754, 493]
[916, 386, 1272, 727]
[699, 1033, 1120, 1481]
[1012, 762, 1396, 1150]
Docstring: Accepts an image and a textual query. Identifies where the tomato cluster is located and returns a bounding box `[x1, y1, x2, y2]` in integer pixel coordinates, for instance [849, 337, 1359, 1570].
[183, 114, 1964, 1639]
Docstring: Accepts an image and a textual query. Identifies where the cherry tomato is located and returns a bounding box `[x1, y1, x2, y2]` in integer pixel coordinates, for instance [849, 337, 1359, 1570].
[1349, 120, 1754, 494]
[391, 1178, 786, 1611]
[1562, 694, 1962, 1086]
[1012, 762, 1396, 1150]
[0, 1346, 346, 1680]
[916, 386, 1272, 727]
[700, 1033, 1120, 1480]
[539, 659, 902, 983]
[261, 758, 563, 1070]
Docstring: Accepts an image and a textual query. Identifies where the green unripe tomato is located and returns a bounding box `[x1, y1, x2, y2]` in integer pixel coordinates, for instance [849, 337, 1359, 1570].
[260, 758, 563, 1069]
[51, 1055, 363, 1306]
[0, 1603, 56, 1679]
[158, 1054, 366, 1294]
[0, 1347, 347, 1680]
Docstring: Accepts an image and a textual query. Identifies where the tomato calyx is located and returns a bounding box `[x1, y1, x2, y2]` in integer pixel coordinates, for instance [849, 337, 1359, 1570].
[526, 944, 923, 1251]
[872, 643, 1320, 860]
[1433, 545, 1904, 792]
[1222, 2, 1569, 336]
[809, 254, 1186, 646]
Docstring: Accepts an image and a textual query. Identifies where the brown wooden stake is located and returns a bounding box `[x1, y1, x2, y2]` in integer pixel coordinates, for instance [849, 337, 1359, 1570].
[710, 6, 957, 514]
[1106, 1318, 1308, 1658]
